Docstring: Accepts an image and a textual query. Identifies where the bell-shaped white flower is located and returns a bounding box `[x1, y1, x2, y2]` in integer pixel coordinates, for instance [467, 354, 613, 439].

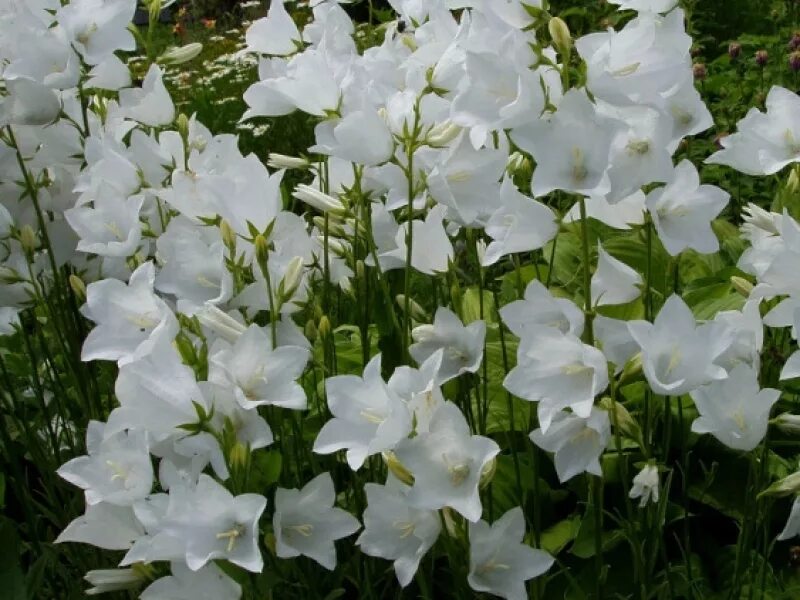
[591, 242, 642, 306]
[707, 86, 800, 176]
[314, 354, 412, 469]
[468, 507, 554, 600]
[511, 89, 622, 197]
[629, 464, 660, 507]
[209, 324, 309, 410]
[245, 0, 301, 56]
[119, 64, 175, 127]
[57, 0, 136, 65]
[56, 502, 144, 550]
[0, 77, 61, 126]
[530, 408, 611, 483]
[57, 421, 152, 506]
[141, 561, 241, 600]
[80, 262, 179, 365]
[628, 294, 732, 396]
[64, 187, 143, 258]
[778, 497, 800, 541]
[134, 475, 267, 573]
[505, 327, 609, 432]
[311, 108, 394, 166]
[357, 481, 441, 587]
[499, 279, 584, 338]
[410, 307, 485, 384]
[482, 178, 558, 266]
[394, 402, 499, 522]
[388, 350, 445, 435]
[690, 363, 780, 452]
[645, 160, 729, 256]
[273, 472, 361, 569]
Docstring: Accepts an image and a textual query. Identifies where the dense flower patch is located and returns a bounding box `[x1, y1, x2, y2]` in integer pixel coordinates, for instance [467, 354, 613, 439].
[4, 0, 800, 598]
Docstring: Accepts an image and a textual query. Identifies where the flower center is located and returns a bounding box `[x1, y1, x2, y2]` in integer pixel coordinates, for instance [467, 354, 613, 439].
[216, 523, 245, 552]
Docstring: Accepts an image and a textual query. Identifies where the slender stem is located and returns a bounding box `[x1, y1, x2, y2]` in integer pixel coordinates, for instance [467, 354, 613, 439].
[578, 196, 594, 344]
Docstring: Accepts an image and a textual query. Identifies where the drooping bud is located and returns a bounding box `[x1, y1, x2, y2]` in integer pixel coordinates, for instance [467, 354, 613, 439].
[774, 413, 800, 435]
[396, 294, 427, 322]
[728, 42, 742, 60]
[755, 49, 769, 67]
[693, 63, 707, 81]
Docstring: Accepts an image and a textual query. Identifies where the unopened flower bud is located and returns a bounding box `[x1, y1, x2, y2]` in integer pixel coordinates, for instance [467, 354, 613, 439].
[159, 42, 203, 65]
[693, 63, 707, 81]
[84, 568, 146, 595]
[790, 51, 800, 72]
[318, 315, 331, 338]
[267, 153, 310, 170]
[293, 184, 346, 215]
[19, 225, 37, 255]
[254, 234, 270, 270]
[426, 121, 462, 147]
[220, 219, 236, 252]
[619, 352, 644, 386]
[69, 274, 86, 301]
[279, 256, 304, 303]
[755, 49, 769, 67]
[599, 397, 644, 447]
[728, 42, 742, 60]
[196, 304, 246, 343]
[396, 294, 427, 322]
[304, 319, 318, 342]
[548, 16, 572, 55]
[774, 413, 800, 435]
[730, 276, 754, 298]
[355, 259, 365, 280]
[759, 470, 800, 498]
[176, 113, 190, 144]
[229, 442, 250, 470]
[790, 32, 800, 51]
[479, 456, 497, 489]
[382, 451, 414, 485]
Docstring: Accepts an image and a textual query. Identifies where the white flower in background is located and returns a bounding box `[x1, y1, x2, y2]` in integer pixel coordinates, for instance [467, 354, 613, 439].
[311, 108, 395, 166]
[57, 421, 152, 506]
[629, 464, 660, 507]
[690, 363, 780, 452]
[357, 481, 441, 587]
[608, 0, 678, 12]
[395, 402, 499, 522]
[57, 0, 136, 65]
[273, 473, 360, 569]
[314, 354, 412, 469]
[530, 408, 611, 482]
[468, 507, 554, 600]
[410, 307, 485, 384]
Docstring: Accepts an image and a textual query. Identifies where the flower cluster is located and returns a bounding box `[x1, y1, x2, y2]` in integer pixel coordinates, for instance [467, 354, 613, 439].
[3, 0, 800, 597]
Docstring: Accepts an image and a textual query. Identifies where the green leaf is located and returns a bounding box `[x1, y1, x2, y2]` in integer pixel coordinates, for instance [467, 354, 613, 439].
[540, 515, 582, 555]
